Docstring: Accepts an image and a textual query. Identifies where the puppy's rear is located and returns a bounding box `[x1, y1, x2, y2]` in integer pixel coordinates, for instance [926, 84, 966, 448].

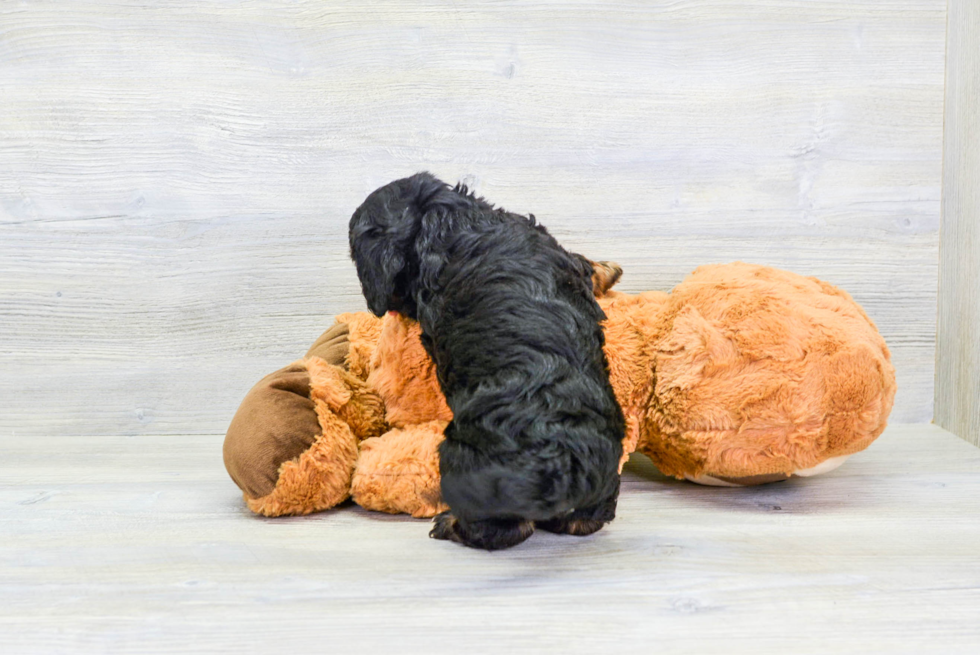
[349, 173, 624, 550]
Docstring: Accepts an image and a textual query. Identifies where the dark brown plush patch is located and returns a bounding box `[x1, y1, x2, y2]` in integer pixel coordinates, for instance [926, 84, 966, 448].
[305, 322, 351, 363]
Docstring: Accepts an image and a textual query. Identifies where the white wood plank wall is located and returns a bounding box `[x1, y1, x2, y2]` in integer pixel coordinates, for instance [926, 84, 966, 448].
[0, 1, 945, 437]
[936, 0, 980, 447]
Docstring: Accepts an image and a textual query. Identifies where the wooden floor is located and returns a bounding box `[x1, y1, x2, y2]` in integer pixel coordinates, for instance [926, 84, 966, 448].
[2, 424, 978, 654]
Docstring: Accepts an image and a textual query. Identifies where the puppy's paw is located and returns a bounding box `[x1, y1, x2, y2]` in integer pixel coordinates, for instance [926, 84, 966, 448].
[429, 511, 463, 543]
[537, 497, 616, 537]
[430, 512, 535, 550]
[536, 516, 606, 536]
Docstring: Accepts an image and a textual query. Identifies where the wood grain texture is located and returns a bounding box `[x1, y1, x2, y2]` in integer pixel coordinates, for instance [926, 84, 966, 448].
[0, 1, 945, 435]
[935, 0, 980, 446]
[1, 424, 978, 653]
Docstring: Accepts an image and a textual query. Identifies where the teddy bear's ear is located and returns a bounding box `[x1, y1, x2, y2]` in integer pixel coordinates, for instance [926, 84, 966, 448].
[568, 255, 622, 297]
[589, 260, 623, 297]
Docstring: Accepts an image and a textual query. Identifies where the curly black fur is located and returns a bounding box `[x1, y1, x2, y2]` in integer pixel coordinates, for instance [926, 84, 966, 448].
[349, 172, 625, 550]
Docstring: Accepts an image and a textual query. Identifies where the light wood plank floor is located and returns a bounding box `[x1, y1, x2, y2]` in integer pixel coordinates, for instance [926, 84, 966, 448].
[2, 424, 978, 654]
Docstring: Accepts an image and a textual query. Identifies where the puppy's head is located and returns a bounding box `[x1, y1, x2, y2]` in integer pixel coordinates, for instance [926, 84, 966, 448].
[349, 172, 464, 317]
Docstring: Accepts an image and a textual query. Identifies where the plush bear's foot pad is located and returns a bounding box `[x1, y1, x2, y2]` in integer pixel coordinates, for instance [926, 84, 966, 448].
[429, 511, 534, 551]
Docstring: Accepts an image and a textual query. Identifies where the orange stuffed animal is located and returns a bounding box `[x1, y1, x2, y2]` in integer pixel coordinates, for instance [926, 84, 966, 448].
[223, 261, 896, 517]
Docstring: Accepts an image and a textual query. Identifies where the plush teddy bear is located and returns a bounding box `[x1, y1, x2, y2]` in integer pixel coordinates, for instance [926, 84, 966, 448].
[223, 261, 896, 517]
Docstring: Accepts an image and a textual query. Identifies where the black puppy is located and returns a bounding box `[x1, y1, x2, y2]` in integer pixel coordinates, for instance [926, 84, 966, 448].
[349, 173, 625, 550]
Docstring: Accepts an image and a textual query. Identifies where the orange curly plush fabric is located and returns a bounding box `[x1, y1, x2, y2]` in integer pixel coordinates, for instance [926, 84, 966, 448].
[351, 420, 450, 517]
[343, 262, 895, 496]
[245, 361, 364, 516]
[627, 263, 895, 483]
[367, 313, 452, 428]
[226, 261, 896, 518]
[331, 311, 386, 380]
[350, 314, 452, 517]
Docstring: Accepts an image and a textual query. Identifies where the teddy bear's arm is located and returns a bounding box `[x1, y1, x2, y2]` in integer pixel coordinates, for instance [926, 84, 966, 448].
[350, 420, 450, 518]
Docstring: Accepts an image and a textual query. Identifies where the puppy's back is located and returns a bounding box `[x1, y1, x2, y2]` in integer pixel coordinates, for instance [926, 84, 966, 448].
[423, 217, 624, 521]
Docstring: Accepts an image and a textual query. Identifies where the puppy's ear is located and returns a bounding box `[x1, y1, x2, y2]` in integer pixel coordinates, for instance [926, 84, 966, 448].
[349, 172, 453, 316]
[351, 235, 409, 317]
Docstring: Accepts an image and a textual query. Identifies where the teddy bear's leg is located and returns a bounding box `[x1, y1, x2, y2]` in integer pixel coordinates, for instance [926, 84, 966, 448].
[224, 361, 326, 504]
[236, 358, 382, 517]
[430, 512, 535, 551]
[245, 406, 360, 517]
[223, 319, 387, 517]
[245, 358, 387, 516]
[350, 420, 449, 518]
[535, 478, 620, 536]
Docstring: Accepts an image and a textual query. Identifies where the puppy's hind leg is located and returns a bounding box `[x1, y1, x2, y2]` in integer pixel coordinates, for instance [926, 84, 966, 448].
[536, 480, 619, 537]
[430, 512, 534, 551]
